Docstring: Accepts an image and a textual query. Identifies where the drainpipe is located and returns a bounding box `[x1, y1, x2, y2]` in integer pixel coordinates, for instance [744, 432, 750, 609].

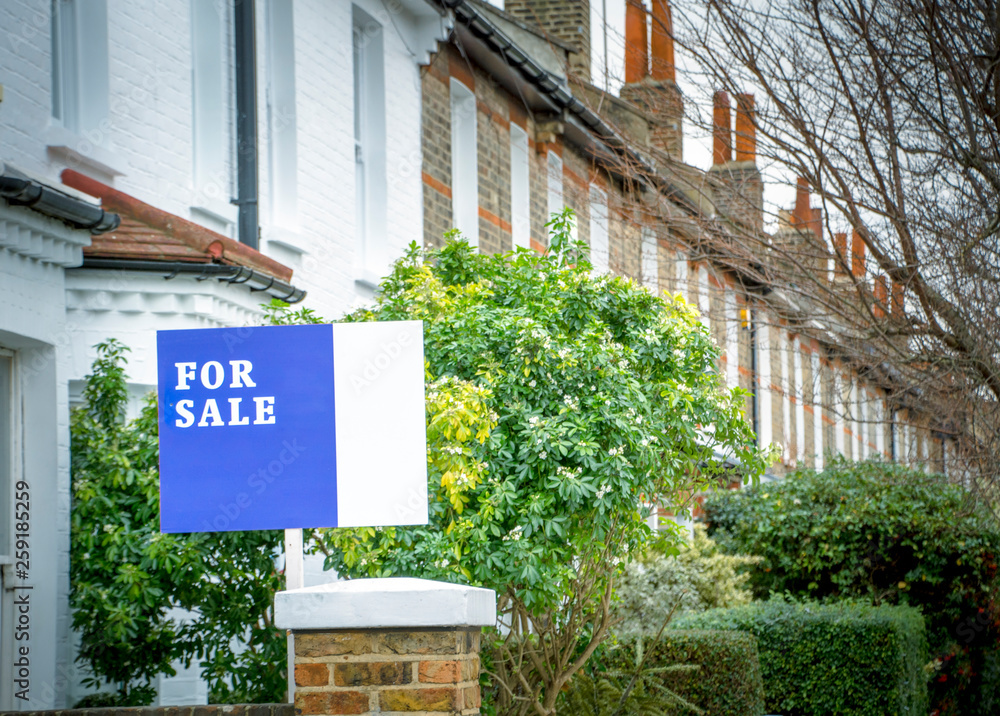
[234, 0, 259, 250]
[749, 306, 759, 441]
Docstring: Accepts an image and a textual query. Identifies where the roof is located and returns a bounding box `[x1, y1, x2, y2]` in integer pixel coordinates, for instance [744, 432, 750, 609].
[61, 169, 293, 283]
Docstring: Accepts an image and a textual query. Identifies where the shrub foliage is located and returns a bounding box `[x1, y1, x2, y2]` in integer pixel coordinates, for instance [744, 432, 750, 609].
[614, 524, 760, 638]
[70, 341, 286, 704]
[310, 215, 766, 714]
[675, 600, 929, 716]
[703, 458, 1000, 715]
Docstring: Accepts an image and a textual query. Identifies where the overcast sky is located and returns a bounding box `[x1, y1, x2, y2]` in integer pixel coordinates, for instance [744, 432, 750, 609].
[485, 0, 801, 234]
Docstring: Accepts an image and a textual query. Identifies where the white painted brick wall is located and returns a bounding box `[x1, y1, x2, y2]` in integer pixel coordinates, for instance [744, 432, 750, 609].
[1, 0, 443, 707]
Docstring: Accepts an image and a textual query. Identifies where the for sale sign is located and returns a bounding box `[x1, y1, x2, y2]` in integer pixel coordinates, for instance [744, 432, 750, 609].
[156, 321, 427, 533]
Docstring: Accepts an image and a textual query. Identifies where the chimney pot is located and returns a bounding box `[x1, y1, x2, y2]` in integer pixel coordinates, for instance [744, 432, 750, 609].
[874, 275, 889, 318]
[851, 229, 867, 278]
[833, 231, 848, 275]
[625, 0, 649, 84]
[650, 0, 675, 81]
[891, 280, 905, 317]
[793, 177, 810, 226]
[713, 91, 732, 165]
[734, 93, 756, 162]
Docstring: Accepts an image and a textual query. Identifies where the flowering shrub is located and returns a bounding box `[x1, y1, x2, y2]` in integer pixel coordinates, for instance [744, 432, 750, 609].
[308, 212, 765, 715]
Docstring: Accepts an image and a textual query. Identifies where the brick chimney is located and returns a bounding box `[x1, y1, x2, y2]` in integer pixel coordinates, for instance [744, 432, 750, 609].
[620, 0, 684, 161]
[709, 91, 763, 231]
[775, 176, 825, 271]
[506, 0, 592, 83]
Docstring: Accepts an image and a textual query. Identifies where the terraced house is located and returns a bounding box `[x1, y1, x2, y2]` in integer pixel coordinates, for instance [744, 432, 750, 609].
[418, 0, 958, 497]
[0, 0, 446, 708]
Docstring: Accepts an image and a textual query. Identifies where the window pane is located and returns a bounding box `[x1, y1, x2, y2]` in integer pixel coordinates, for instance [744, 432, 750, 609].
[450, 78, 478, 246]
[510, 125, 530, 249]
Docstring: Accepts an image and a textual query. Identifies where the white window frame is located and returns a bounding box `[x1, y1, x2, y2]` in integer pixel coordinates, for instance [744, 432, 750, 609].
[51, 0, 109, 133]
[546, 150, 563, 221]
[191, 0, 231, 203]
[589, 185, 609, 273]
[641, 227, 658, 291]
[793, 338, 805, 462]
[875, 396, 886, 456]
[354, 6, 388, 280]
[779, 332, 791, 461]
[812, 351, 824, 470]
[757, 323, 773, 450]
[265, 0, 298, 229]
[450, 78, 478, 246]
[834, 372, 846, 457]
[725, 290, 739, 389]
[510, 124, 530, 250]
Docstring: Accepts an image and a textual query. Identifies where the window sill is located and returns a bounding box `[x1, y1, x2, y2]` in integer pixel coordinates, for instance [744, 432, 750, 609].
[354, 268, 384, 292]
[45, 125, 127, 178]
[262, 225, 306, 255]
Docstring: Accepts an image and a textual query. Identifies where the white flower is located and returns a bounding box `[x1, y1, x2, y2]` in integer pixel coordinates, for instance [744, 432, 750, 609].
[528, 380, 537, 388]
[540, 450, 548, 460]
[596, 484, 611, 499]
[503, 525, 524, 542]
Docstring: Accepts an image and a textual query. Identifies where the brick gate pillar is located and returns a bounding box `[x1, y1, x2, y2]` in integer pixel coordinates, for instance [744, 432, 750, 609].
[275, 578, 496, 715]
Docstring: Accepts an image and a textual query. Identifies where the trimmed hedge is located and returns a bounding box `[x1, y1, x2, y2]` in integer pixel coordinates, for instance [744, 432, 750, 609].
[640, 630, 766, 716]
[674, 601, 928, 716]
[563, 629, 766, 715]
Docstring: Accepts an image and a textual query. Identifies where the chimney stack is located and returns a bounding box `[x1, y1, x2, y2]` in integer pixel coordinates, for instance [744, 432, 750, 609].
[620, 0, 684, 162]
[713, 91, 731, 165]
[851, 229, 866, 278]
[650, 0, 675, 81]
[505, 0, 592, 83]
[734, 93, 756, 162]
[625, 0, 648, 84]
[709, 91, 763, 231]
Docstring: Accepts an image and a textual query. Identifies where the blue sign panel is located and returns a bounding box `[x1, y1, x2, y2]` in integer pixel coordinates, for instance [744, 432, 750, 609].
[157, 325, 337, 532]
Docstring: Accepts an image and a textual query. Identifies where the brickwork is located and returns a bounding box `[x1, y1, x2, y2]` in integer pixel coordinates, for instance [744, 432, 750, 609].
[708, 163, 764, 233]
[475, 74, 513, 255]
[504, 0, 591, 82]
[292, 629, 482, 715]
[422, 52, 453, 250]
[619, 80, 684, 162]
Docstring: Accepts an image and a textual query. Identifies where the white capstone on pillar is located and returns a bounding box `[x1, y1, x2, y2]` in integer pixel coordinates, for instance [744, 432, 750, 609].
[275, 578, 496, 715]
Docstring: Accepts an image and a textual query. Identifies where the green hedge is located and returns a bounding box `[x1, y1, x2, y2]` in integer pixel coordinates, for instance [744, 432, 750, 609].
[674, 601, 928, 716]
[644, 630, 766, 716]
[562, 630, 765, 716]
